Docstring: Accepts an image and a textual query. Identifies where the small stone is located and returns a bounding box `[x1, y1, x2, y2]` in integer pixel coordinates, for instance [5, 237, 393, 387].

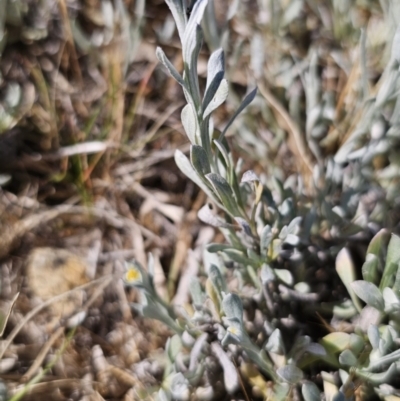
[26, 247, 90, 318]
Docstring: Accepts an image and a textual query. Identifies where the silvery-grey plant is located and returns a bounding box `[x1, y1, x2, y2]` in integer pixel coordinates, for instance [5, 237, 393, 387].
[321, 231, 400, 401]
[124, 233, 400, 400]
[123, 0, 400, 400]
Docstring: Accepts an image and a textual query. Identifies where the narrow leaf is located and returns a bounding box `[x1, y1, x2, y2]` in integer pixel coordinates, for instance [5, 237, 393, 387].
[338, 349, 357, 366]
[184, 23, 203, 108]
[351, 280, 384, 311]
[222, 293, 243, 322]
[167, 334, 182, 361]
[211, 342, 239, 394]
[260, 225, 273, 255]
[368, 325, 380, 349]
[391, 25, 400, 63]
[181, 104, 199, 144]
[182, 0, 208, 107]
[302, 381, 321, 401]
[220, 87, 257, 140]
[198, 203, 233, 228]
[206, 173, 242, 216]
[164, 0, 187, 42]
[393, 264, 400, 297]
[380, 234, 400, 291]
[203, 79, 229, 118]
[213, 138, 231, 169]
[223, 249, 252, 266]
[156, 47, 186, 87]
[357, 362, 397, 385]
[287, 216, 302, 235]
[277, 365, 304, 384]
[208, 264, 227, 296]
[335, 248, 363, 313]
[175, 150, 221, 207]
[184, 0, 208, 39]
[203, 48, 225, 112]
[383, 287, 400, 312]
[366, 229, 389, 257]
[190, 145, 211, 176]
[190, 278, 205, 306]
[206, 243, 233, 253]
[362, 254, 379, 285]
[266, 329, 285, 354]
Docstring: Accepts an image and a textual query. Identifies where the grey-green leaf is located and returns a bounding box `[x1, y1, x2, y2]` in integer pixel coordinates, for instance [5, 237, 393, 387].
[190, 278, 205, 306]
[164, 0, 187, 42]
[380, 234, 400, 291]
[206, 173, 242, 216]
[175, 150, 221, 206]
[305, 343, 326, 356]
[206, 243, 233, 253]
[302, 381, 321, 401]
[383, 287, 400, 312]
[223, 249, 252, 266]
[260, 225, 273, 255]
[351, 280, 384, 311]
[203, 48, 225, 112]
[203, 79, 229, 118]
[287, 216, 302, 235]
[357, 362, 397, 385]
[220, 87, 257, 140]
[184, 0, 208, 39]
[198, 203, 233, 228]
[368, 325, 380, 349]
[191, 145, 211, 176]
[274, 269, 294, 286]
[338, 349, 358, 366]
[284, 234, 300, 246]
[181, 104, 199, 144]
[261, 263, 275, 284]
[208, 264, 227, 296]
[156, 47, 186, 87]
[211, 342, 239, 394]
[213, 139, 231, 169]
[336, 248, 363, 313]
[362, 254, 379, 286]
[170, 372, 190, 401]
[167, 334, 182, 362]
[391, 25, 400, 63]
[222, 293, 243, 323]
[266, 329, 285, 354]
[277, 365, 304, 384]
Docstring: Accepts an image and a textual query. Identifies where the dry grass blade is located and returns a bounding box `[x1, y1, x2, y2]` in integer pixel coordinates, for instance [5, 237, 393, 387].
[21, 327, 65, 383]
[0, 275, 113, 360]
[114, 143, 190, 176]
[57, 0, 83, 86]
[257, 81, 315, 178]
[8, 329, 77, 401]
[0, 293, 19, 337]
[43, 141, 115, 161]
[0, 205, 75, 259]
